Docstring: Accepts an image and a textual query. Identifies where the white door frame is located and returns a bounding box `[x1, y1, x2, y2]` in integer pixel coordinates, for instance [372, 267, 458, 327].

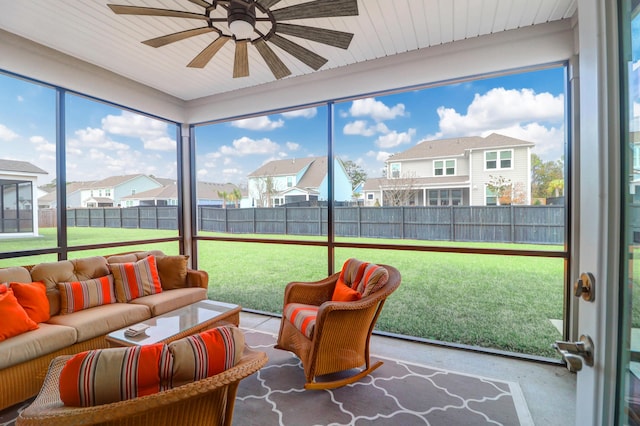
[573, 0, 621, 424]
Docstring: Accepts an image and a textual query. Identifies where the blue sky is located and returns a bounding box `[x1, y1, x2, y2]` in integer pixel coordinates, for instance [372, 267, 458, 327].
[0, 66, 565, 186]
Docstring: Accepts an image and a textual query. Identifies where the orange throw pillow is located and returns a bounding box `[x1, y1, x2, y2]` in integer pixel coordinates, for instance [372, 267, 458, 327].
[332, 278, 362, 302]
[10, 282, 50, 323]
[0, 289, 38, 341]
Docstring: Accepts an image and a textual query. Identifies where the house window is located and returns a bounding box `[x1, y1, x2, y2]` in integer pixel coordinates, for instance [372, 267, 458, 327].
[105, 189, 111, 197]
[434, 159, 455, 176]
[367, 193, 373, 200]
[274, 198, 280, 206]
[485, 150, 513, 170]
[428, 189, 462, 206]
[131, 189, 136, 195]
[287, 176, 293, 188]
[390, 163, 400, 178]
[485, 186, 497, 206]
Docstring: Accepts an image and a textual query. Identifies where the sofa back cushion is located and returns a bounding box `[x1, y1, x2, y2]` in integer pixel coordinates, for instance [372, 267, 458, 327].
[0, 266, 32, 284]
[106, 250, 165, 264]
[59, 343, 171, 407]
[31, 256, 110, 316]
[155, 255, 189, 290]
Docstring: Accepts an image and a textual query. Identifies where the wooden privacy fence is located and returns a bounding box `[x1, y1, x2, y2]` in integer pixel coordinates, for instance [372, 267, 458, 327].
[43, 205, 565, 244]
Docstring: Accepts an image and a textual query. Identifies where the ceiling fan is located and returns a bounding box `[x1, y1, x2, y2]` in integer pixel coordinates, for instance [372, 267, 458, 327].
[107, 0, 359, 79]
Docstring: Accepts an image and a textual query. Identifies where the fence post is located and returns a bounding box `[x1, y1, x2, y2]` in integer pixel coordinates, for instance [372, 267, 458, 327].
[225, 207, 228, 233]
[450, 205, 454, 241]
[358, 205, 361, 238]
[510, 205, 515, 243]
[252, 208, 256, 233]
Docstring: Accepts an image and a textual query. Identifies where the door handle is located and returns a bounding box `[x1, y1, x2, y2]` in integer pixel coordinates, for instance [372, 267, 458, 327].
[552, 335, 594, 372]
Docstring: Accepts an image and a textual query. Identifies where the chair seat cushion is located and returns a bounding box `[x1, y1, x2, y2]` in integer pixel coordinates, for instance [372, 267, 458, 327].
[284, 303, 319, 339]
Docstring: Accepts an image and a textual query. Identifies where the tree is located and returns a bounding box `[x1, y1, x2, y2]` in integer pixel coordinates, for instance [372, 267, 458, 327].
[531, 154, 564, 199]
[342, 160, 368, 189]
[487, 175, 512, 205]
[252, 175, 277, 207]
[228, 187, 242, 208]
[548, 179, 565, 197]
[383, 172, 418, 206]
[217, 190, 228, 209]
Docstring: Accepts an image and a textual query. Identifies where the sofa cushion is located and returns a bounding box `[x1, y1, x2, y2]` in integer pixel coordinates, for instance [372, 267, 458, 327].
[110, 256, 163, 303]
[31, 256, 110, 316]
[0, 289, 39, 341]
[0, 266, 32, 284]
[331, 278, 362, 302]
[47, 303, 151, 343]
[284, 303, 318, 339]
[0, 323, 77, 369]
[106, 250, 165, 264]
[130, 287, 207, 317]
[10, 281, 51, 323]
[59, 343, 171, 407]
[155, 255, 189, 290]
[58, 275, 116, 314]
[167, 325, 244, 388]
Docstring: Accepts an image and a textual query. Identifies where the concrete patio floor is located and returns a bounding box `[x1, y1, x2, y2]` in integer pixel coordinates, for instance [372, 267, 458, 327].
[240, 311, 576, 426]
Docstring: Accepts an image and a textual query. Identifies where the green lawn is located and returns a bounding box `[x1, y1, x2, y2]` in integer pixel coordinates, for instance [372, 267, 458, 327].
[1, 227, 565, 358]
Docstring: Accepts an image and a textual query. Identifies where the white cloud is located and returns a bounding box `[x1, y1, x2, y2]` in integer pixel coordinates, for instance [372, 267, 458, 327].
[142, 136, 176, 151]
[231, 116, 284, 130]
[349, 98, 405, 122]
[375, 128, 416, 149]
[30, 136, 55, 152]
[425, 87, 565, 161]
[281, 108, 317, 119]
[286, 142, 300, 151]
[343, 120, 390, 136]
[0, 124, 19, 141]
[197, 168, 209, 178]
[102, 111, 167, 139]
[73, 128, 130, 151]
[17, 95, 24, 102]
[430, 88, 564, 138]
[220, 136, 280, 156]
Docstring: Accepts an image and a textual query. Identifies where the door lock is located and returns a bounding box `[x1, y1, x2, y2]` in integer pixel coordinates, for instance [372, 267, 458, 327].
[552, 335, 594, 372]
[574, 272, 595, 302]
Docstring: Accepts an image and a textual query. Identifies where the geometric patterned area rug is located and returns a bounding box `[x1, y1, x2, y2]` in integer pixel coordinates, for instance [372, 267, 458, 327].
[0, 328, 534, 426]
[234, 329, 534, 426]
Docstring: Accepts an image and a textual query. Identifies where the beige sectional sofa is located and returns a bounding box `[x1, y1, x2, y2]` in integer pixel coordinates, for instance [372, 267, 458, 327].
[0, 250, 209, 410]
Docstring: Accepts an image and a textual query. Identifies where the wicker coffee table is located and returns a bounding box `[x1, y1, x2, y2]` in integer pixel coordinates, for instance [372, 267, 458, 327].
[106, 300, 241, 347]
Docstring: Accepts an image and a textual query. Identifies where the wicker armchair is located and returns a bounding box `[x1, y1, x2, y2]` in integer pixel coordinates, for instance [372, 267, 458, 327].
[16, 347, 267, 426]
[275, 263, 401, 390]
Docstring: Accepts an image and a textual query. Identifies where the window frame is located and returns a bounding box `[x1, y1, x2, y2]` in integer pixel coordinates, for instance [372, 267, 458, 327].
[485, 149, 513, 170]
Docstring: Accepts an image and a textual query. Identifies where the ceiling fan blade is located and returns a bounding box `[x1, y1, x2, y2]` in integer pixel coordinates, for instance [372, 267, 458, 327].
[142, 27, 215, 48]
[275, 23, 353, 49]
[271, 0, 358, 21]
[188, 0, 211, 8]
[233, 40, 250, 78]
[254, 39, 291, 79]
[187, 36, 231, 68]
[257, 0, 283, 8]
[268, 34, 327, 70]
[108, 4, 208, 20]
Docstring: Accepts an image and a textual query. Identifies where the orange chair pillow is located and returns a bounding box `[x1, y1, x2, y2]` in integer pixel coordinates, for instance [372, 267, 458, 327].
[332, 278, 362, 302]
[59, 343, 170, 407]
[0, 289, 39, 342]
[10, 281, 50, 323]
[58, 275, 116, 314]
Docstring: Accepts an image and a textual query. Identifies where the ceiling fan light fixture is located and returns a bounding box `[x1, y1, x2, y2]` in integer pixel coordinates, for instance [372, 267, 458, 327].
[228, 0, 256, 40]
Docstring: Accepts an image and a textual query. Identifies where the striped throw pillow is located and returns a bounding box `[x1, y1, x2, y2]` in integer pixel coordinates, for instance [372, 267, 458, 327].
[339, 258, 389, 297]
[59, 343, 171, 407]
[58, 275, 115, 314]
[284, 303, 319, 339]
[110, 255, 162, 303]
[167, 325, 244, 388]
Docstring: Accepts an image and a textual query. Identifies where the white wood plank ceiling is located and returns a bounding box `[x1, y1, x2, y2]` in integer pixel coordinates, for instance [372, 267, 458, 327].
[0, 0, 577, 101]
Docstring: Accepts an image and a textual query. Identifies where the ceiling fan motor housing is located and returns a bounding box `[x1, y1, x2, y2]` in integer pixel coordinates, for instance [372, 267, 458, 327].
[228, 0, 256, 32]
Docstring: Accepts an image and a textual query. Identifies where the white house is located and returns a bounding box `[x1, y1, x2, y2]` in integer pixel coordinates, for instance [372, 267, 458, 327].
[0, 159, 48, 237]
[362, 133, 534, 207]
[247, 156, 352, 207]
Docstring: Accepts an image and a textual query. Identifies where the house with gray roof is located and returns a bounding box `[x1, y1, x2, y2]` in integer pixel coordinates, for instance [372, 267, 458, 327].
[0, 159, 48, 236]
[121, 181, 244, 208]
[247, 156, 352, 207]
[363, 133, 534, 207]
